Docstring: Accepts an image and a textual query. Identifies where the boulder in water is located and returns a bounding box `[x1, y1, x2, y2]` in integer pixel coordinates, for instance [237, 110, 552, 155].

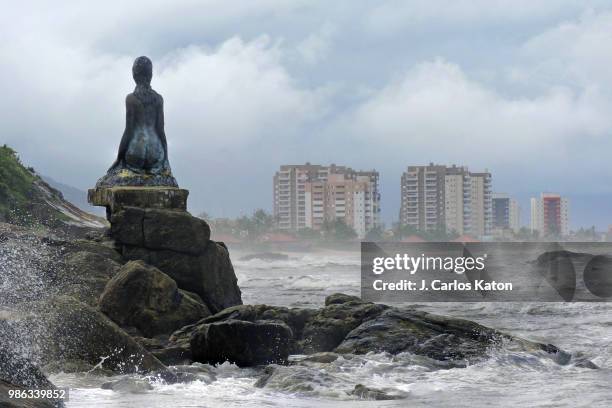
[189, 319, 292, 367]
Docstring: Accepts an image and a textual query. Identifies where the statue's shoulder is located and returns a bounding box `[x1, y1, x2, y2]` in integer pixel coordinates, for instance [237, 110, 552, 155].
[125, 93, 138, 104]
[152, 89, 163, 105]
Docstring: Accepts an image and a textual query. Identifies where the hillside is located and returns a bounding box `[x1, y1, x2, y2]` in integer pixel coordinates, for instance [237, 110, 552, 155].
[43, 175, 105, 216]
[0, 145, 105, 229]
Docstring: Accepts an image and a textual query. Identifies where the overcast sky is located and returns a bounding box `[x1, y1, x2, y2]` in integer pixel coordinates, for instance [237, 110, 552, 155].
[2, 1, 612, 229]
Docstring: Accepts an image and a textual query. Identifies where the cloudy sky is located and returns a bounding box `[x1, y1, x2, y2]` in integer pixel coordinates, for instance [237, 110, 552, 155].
[2, 1, 612, 229]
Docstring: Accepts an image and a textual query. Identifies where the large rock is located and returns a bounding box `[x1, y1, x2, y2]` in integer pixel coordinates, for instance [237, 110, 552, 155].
[334, 307, 577, 366]
[58, 251, 121, 306]
[164, 296, 388, 358]
[123, 242, 242, 314]
[0, 324, 63, 408]
[99, 260, 210, 337]
[30, 296, 168, 374]
[190, 319, 292, 367]
[163, 293, 594, 369]
[111, 207, 210, 255]
[299, 296, 388, 353]
[180, 305, 318, 354]
[0, 381, 62, 408]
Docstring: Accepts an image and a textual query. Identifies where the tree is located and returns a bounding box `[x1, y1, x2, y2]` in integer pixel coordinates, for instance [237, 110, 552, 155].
[235, 209, 275, 240]
[364, 226, 384, 241]
[323, 219, 358, 241]
[297, 227, 321, 240]
[515, 227, 538, 241]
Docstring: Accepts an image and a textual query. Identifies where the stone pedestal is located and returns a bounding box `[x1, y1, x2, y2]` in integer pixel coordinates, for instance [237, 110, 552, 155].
[88, 187, 188, 220]
[87, 185, 242, 314]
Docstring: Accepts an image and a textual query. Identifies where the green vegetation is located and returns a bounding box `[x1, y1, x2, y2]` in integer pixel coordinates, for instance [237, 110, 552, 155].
[0, 145, 71, 227]
[201, 209, 276, 241]
[0, 145, 37, 223]
[322, 219, 358, 241]
[395, 223, 459, 242]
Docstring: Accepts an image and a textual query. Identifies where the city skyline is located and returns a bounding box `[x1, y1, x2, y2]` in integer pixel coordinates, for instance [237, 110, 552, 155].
[269, 161, 584, 238]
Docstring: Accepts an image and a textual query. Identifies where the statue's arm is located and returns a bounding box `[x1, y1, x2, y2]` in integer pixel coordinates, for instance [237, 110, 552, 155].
[116, 96, 135, 162]
[156, 96, 169, 162]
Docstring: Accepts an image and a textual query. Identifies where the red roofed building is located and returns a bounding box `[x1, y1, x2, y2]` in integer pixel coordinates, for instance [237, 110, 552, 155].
[452, 234, 480, 243]
[401, 235, 427, 243]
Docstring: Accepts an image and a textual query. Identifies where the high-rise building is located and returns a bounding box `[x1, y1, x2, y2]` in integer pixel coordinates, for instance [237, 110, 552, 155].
[400, 164, 492, 238]
[530, 193, 569, 237]
[492, 193, 521, 233]
[273, 164, 380, 238]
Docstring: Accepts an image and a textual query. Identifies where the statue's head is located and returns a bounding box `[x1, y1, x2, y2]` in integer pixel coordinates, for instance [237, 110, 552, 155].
[132, 56, 153, 85]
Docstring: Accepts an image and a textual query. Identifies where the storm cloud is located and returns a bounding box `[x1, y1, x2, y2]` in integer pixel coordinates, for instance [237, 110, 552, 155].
[1, 1, 612, 228]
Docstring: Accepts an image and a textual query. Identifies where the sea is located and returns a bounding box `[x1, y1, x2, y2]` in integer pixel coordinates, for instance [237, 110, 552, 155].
[42, 248, 612, 407]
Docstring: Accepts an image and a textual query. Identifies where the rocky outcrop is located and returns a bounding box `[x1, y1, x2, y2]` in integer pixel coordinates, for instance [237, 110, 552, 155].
[59, 250, 121, 306]
[110, 207, 210, 254]
[334, 308, 497, 361]
[0, 326, 63, 408]
[162, 293, 595, 369]
[99, 260, 210, 337]
[103, 198, 241, 314]
[122, 239, 241, 314]
[190, 319, 292, 367]
[30, 296, 168, 374]
[0, 145, 105, 232]
[299, 295, 388, 353]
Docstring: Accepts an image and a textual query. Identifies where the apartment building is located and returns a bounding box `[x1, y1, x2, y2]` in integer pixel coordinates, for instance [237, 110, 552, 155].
[273, 164, 380, 238]
[400, 164, 492, 238]
[530, 193, 569, 237]
[492, 193, 521, 233]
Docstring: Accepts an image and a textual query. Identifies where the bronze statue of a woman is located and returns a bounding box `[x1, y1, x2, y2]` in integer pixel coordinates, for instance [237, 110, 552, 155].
[95, 56, 178, 188]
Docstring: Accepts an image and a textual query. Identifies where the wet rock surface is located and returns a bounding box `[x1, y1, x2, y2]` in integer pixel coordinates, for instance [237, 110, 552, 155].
[29, 296, 168, 374]
[190, 319, 292, 367]
[122, 241, 241, 313]
[163, 293, 595, 369]
[0, 215, 599, 402]
[99, 260, 210, 337]
[0, 331, 63, 408]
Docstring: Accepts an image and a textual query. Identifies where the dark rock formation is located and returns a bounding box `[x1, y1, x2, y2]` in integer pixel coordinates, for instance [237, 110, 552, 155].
[111, 207, 210, 254]
[334, 308, 496, 361]
[59, 250, 121, 306]
[190, 319, 292, 367]
[162, 293, 595, 369]
[88, 187, 241, 314]
[99, 260, 210, 337]
[30, 296, 168, 374]
[300, 296, 388, 353]
[0, 340, 63, 408]
[122, 239, 241, 314]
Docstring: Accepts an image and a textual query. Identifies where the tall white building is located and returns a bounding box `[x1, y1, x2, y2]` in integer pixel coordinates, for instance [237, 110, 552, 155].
[530, 193, 569, 237]
[400, 164, 492, 238]
[274, 164, 380, 238]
